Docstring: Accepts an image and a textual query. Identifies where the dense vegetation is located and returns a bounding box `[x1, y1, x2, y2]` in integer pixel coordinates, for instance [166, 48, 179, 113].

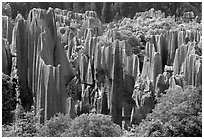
[3, 85, 201, 137]
[132, 86, 202, 137]
[3, 2, 202, 22]
[2, 74, 18, 125]
[2, 112, 122, 137]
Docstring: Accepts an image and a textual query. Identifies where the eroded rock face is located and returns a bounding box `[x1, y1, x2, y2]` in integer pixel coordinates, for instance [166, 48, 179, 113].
[36, 32, 75, 122]
[131, 78, 155, 124]
[2, 38, 12, 75]
[16, 18, 33, 110]
[15, 8, 75, 122]
[2, 16, 13, 76]
[2, 16, 13, 44]
[79, 16, 103, 38]
[34, 8, 75, 122]
[110, 40, 123, 127]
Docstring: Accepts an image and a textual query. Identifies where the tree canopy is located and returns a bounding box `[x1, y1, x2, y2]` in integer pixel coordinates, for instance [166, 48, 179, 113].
[4, 2, 202, 23]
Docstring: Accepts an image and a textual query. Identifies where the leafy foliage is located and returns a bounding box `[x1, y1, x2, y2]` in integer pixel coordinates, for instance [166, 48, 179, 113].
[15, 109, 41, 137]
[101, 2, 112, 23]
[7, 2, 202, 23]
[38, 113, 72, 137]
[2, 2, 12, 17]
[66, 77, 82, 101]
[2, 73, 18, 125]
[132, 85, 202, 137]
[3, 112, 123, 137]
[62, 113, 122, 137]
[2, 105, 41, 137]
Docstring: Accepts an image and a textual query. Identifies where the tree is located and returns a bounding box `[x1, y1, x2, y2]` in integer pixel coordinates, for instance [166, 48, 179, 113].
[90, 2, 103, 19]
[133, 86, 202, 137]
[90, 2, 97, 11]
[119, 2, 128, 18]
[101, 2, 112, 23]
[118, 2, 135, 18]
[84, 2, 91, 11]
[73, 2, 84, 13]
[64, 2, 73, 11]
[38, 2, 51, 9]
[111, 2, 119, 17]
[2, 2, 12, 17]
[62, 114, 122, 137]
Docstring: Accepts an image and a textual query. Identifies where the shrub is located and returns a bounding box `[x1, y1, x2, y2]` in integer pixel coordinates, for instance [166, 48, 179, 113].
[62, 113, 122, 137]
[2, 105, 41, 137]
[2, 2, 12, 17]
[2, 110, 71, 137]
[2, 124, 15, 137]
[2, 73, 18, 125]
[37, 113, 72, 137]
[132, 85, 202, 137]
[15, 110, 41, 137]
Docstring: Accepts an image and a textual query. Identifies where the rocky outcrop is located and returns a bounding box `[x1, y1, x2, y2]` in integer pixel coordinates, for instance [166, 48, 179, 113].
[16, 17, 33, 110]
[2, 16, 14, 76]
[14, 8, 75, 122]
[110, 40, 123, 127]
[173, 42, 202, 87]
[2, 16, 13, 44]
[2, 38, 12, 75]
